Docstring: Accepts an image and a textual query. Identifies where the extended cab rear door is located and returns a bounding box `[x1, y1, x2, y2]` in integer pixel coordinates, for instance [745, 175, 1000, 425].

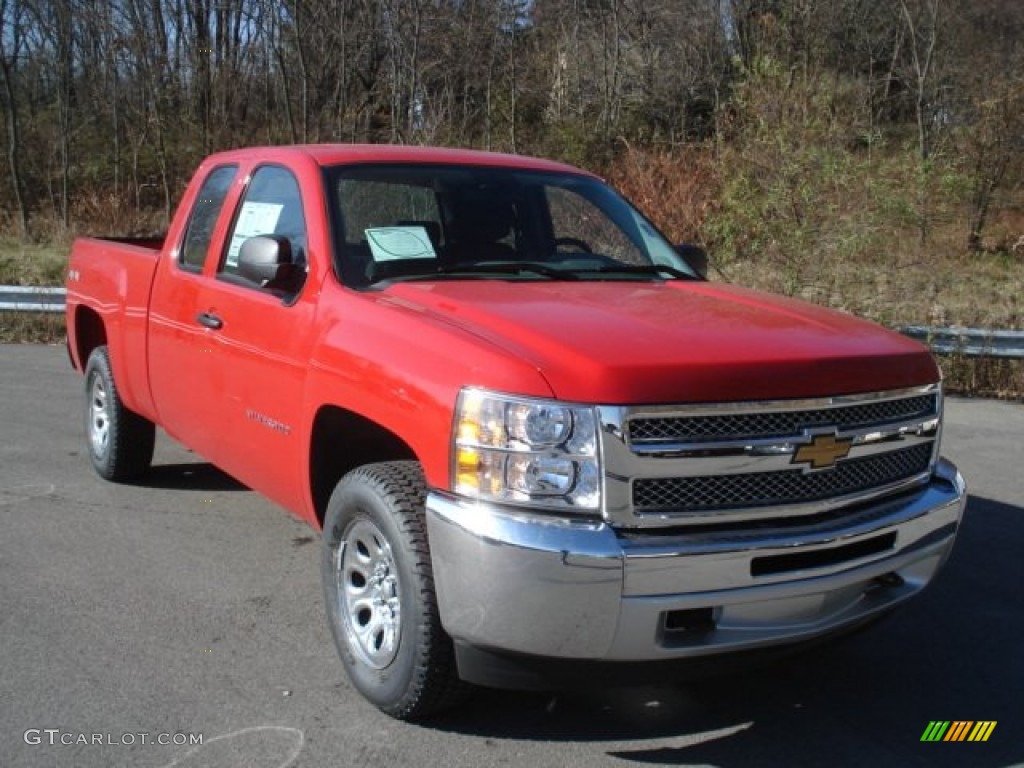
[149, 163, 241, 459]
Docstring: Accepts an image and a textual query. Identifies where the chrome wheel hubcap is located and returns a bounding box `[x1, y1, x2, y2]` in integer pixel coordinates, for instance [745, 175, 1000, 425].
[88, 373, 110, 458]
[337, 519, 401, 669]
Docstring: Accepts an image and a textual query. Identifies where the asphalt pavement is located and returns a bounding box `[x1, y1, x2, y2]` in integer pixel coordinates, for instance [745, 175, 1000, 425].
[1, 343, 1021, 767]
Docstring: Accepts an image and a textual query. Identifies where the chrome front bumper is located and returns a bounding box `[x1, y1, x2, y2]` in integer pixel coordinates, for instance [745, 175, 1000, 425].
[426, 458, 965, 662]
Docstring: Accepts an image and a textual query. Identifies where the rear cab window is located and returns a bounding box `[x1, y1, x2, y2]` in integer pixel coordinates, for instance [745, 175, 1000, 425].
[179, 165, 238, 271]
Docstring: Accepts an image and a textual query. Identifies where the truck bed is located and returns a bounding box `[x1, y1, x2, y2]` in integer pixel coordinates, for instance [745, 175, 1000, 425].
[65, 236, 166, 422]
[90, 235, 166, 252]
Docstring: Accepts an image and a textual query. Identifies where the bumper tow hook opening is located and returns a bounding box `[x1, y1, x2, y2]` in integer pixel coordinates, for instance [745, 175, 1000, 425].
[871, 572, 905, 590]
[663, 607, 717, 635]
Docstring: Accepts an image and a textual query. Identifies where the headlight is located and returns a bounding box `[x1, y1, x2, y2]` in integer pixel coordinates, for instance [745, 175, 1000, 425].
[453, 388, 600, 511]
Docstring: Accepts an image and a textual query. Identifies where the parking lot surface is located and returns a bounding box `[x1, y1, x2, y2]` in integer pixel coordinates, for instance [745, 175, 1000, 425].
[1, 344, 1021, 767]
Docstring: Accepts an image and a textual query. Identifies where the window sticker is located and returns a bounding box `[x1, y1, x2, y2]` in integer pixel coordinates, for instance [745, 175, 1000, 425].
[365, 226, 437, 262]
[226, 202, 284, 266]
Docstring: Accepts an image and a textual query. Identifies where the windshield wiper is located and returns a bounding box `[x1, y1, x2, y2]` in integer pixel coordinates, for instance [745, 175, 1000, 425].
[407, 262, 580, 281]
[369, 261, 693, 287]
[366, 261, 582, 287]
[575, 264, 699, 280]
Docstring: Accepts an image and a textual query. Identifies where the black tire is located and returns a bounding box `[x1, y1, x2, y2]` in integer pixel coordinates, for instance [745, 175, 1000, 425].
[83, 346, 155, 482]
[321, 461, 469, 719]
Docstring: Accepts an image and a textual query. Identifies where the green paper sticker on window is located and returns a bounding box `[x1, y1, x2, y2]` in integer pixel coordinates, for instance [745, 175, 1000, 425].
[366, 226, 436, 262]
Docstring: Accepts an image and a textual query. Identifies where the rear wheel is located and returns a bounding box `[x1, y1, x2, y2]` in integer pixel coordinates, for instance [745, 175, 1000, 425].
[321, 461, 468, 719]
[84, 346, 155, 482]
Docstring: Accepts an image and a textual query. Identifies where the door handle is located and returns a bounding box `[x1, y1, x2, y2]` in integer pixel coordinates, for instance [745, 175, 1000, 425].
[196, 312, 223, 330]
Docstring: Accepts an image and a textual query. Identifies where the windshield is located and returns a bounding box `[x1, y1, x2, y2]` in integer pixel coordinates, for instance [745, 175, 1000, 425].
[323, 164, 698, 287]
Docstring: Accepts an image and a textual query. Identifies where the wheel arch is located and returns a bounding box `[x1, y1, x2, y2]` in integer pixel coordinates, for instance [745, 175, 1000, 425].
[73, 305, 107, 371]
[309, 405, 418, 529]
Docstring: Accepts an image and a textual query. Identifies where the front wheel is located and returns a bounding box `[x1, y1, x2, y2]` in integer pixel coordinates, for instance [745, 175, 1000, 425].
[83, 346, 155, 482]
[321, 461, 468, 719]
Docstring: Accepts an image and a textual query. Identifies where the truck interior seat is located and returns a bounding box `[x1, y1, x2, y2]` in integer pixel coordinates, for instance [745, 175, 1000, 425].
[447, 197, 517, 263]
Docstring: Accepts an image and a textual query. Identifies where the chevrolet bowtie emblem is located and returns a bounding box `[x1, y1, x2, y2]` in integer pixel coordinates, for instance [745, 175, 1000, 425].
[792, 433, 853, 470]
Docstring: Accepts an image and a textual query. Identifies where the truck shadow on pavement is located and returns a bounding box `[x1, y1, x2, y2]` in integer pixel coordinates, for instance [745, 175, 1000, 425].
[137, 462, 248, 492]
[433, 495, 1023, 767]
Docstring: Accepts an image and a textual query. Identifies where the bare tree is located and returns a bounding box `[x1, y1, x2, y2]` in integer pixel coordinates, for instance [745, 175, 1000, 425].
[0, 0, 30, 237]
[0, 0, 1019, 255]
[898, 0, 944, 243]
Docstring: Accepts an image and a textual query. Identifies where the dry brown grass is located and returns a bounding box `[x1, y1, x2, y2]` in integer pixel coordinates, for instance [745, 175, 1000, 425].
[607, 144, 1023, 331]
[605, 144, 720, 244]
[940, 356, 1024, 400]
[725, 251, 1024, 331]
[605, 142, 1023, 398]
[0, 312, 65, 344]
[0, 237, 69, 286]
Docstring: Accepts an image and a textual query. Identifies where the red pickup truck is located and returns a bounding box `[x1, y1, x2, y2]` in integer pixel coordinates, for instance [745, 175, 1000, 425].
[66, 144, 966, 719]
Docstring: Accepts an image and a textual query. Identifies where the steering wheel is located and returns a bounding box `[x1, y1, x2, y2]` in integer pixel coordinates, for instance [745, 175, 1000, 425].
[553, 236, 593, 253]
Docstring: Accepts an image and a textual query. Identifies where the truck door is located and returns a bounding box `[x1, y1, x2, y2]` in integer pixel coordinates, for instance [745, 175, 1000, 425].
[190, 164, 315, 510]
[148, 164, 240, 459]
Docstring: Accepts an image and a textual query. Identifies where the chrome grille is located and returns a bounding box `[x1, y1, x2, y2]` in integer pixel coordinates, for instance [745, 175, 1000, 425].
[628, 394, 937, 444]
[632, 443, 933, 514]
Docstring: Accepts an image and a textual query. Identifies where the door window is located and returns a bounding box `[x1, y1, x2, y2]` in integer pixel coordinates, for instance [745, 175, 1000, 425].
[220, 165, 308, 298]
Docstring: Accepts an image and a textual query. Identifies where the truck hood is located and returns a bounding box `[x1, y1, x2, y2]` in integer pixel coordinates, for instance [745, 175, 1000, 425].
[378, 280, 938, 403]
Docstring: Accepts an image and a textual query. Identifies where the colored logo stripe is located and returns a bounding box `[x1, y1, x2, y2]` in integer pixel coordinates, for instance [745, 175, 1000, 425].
[944, 721, 973, 741]
[969, 722, 997, 742]
[921, 721, 949, 741]
[921, 721, 996, 742]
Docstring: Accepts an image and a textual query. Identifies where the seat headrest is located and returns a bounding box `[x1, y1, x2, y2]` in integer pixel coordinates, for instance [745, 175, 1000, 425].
[451, 194, 516, 243]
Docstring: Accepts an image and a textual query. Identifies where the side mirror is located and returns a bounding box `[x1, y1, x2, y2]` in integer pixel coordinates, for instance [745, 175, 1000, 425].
[238, 235, 294, 284]
[675, 243, 708, 280]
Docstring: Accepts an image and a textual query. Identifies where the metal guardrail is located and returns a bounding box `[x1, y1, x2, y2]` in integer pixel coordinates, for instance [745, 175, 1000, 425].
[2, 285, 1022, 359]
[0, 285, 67, 313]
[899, 326, 1024, 359]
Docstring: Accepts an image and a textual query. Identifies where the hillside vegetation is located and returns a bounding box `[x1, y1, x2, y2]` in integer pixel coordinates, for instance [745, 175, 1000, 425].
[1, 2, 1022, 386]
